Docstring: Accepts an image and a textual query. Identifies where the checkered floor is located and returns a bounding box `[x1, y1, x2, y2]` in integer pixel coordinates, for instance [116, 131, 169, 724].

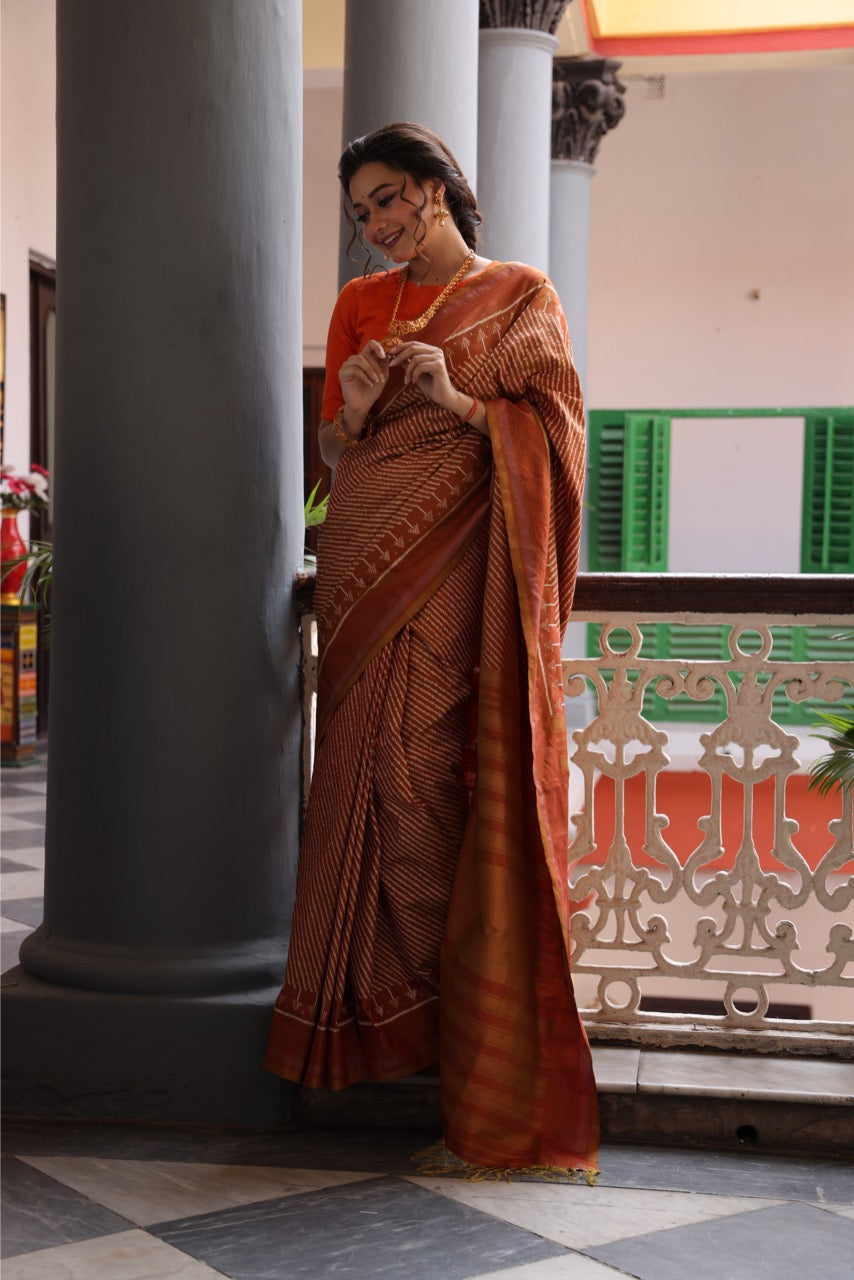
[3, 756, 853, 1279]
[1, 754, 47, 974]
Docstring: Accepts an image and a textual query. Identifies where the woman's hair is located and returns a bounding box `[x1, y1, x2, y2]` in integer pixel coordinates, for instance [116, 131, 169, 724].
[339, 122, 483, 272]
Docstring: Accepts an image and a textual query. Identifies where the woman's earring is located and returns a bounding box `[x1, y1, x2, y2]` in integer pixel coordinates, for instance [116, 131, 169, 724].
[434, 194, 449, 227]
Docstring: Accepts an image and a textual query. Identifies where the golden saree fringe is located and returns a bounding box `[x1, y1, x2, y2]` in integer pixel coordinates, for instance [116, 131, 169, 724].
[413, 1143, 600, 1186]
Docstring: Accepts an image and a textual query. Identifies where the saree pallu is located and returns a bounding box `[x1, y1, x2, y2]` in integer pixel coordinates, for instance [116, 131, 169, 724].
[265, 262, 599, 1173]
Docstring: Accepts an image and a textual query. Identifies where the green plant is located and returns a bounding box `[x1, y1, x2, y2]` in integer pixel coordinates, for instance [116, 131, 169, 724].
[809, 704, 854, 797]
[808, 631, 854, 797]
[304, 480, 329, 529]
[303, 479, 329, 570]
[18, 540, 53, 611]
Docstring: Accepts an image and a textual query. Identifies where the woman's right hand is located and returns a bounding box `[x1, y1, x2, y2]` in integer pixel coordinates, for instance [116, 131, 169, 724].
[339, 339, 389, 415]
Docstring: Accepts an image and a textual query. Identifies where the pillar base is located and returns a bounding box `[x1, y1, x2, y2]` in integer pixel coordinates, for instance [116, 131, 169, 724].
[1, 967, 294, 1126]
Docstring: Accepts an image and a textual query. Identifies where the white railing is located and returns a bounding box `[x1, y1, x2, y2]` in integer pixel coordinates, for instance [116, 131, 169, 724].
[296, 573, 854, 1057]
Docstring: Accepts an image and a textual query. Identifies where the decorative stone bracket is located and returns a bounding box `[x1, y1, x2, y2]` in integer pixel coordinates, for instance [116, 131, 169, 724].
[480, 0, 572, 33]
[552, 56, 627, 164]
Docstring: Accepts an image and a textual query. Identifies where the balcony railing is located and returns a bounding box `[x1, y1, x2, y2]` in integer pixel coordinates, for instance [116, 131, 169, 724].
[295, 572, 853, 1058]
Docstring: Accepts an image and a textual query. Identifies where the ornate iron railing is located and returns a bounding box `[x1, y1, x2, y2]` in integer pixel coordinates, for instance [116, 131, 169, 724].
[296, 573, 854, 1056]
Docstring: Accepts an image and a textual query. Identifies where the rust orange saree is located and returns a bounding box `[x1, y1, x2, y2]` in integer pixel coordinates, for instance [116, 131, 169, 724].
[265, 262, 599, 1174]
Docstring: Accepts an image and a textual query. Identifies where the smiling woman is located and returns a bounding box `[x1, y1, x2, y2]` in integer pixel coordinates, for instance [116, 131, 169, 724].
[265, 122, 599, 1179]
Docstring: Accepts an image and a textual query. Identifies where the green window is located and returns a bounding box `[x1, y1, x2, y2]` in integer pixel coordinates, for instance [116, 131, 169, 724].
[801, 413, 854, 573]
[586, 408, 854, 726]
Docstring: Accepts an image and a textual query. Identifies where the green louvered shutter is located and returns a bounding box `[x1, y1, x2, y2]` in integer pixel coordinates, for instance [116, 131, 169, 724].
[587, 413, 670, 572]
[587, 413, 670, 666]
[622, 414, 670, 571]
[801, 413, 854, 572]
[587, 413, 628, 572]
[786, 413, 854, 723]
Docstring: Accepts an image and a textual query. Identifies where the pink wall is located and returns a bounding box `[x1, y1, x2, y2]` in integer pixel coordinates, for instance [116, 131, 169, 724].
[586, 67, 854, 409]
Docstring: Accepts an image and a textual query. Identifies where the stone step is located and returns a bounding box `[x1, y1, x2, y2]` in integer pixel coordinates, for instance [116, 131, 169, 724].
[296, 1047, 854, 1159]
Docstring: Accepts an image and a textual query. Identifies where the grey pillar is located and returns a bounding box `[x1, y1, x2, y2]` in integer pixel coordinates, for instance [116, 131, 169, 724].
[550, 57, 626, 390]
[4, 0, 304, 1124]
[340, 0, 479, 285]
[478, 2, 572, 271]
[550, 58, 625, 732]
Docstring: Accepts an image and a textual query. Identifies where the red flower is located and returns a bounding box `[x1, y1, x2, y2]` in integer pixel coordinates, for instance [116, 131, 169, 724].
[30, 463, 49, 478]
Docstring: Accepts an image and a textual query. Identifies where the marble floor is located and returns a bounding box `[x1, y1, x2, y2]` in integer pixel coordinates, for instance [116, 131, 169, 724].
[3, 756, 854, 1279]
[3, 1119, 853, 1280]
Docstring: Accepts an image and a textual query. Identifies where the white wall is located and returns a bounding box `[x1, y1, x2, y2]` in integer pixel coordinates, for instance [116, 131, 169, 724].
[303, 76, 343, 369]
[4, 21, 852, 434]
[668, 416, 804, 572]
[303, 65, 854, 412]
[0, 0, 57, 471]
[587, 66, 854, 410]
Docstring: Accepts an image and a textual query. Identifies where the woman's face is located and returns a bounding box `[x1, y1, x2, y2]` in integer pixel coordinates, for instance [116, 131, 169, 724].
[348, 162, 439, 264]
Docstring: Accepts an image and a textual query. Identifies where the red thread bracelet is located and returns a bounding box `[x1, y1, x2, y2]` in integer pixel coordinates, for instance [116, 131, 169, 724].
[460, 396, 479, 424]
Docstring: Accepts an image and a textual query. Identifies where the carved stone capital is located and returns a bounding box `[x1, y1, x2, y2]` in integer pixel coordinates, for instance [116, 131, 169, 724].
[479, 0, 573, 34]
[552, 57, 626, 164]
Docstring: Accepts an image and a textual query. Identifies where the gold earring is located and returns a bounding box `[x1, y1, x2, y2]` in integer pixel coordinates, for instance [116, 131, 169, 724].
[434, 194, 449, 227]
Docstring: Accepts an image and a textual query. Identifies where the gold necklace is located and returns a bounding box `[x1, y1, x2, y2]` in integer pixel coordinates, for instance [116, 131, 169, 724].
[382, 251, 475, 352]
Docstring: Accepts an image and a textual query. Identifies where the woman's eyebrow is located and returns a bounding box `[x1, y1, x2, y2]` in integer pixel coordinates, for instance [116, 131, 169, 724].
[352, 182, 396, 208]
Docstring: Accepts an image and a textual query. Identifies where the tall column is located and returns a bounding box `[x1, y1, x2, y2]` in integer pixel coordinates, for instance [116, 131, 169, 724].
[550, 58, 626, 750]
[340, 0, 479, 284]
[478, 2, 571, 271]
[550, 57, 626, 389]
[4, 0, 304, 1124]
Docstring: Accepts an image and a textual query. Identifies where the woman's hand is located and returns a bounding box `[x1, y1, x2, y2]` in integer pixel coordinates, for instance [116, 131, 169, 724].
[388, 341, 457, 411]
[389, 341, 489, 435]
[339, 339, 389, 416]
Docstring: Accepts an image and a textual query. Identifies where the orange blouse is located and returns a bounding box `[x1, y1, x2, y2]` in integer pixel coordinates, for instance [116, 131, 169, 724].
[321, 271, 460, 421]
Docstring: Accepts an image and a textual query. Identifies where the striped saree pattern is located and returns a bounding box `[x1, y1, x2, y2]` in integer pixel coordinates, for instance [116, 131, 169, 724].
[265, 263, 598, 1172]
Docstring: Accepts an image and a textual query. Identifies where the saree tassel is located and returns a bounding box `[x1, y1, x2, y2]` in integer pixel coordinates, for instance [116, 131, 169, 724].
[413, 1142, 600, 1186]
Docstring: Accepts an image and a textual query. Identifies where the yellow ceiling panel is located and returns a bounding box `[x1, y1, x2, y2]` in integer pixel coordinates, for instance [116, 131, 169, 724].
[586, 0, 854, 37]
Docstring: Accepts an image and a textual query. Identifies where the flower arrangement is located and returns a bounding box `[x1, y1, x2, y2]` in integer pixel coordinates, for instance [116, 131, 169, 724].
[1, 464, 50, 605]
[1, 463, 49, 512]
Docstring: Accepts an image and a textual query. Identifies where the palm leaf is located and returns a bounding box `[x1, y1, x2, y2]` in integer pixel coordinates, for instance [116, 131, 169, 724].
[808, 703, 854, 797]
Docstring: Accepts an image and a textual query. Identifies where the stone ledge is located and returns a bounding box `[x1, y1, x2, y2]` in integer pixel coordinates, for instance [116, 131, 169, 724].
[593, 1046, 854, 1106]
[294, 1047, 854, 1158]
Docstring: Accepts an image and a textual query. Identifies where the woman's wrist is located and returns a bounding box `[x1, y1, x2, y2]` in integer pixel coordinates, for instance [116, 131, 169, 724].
[334, 404, 373, 445]
[453, 391, 488, 435]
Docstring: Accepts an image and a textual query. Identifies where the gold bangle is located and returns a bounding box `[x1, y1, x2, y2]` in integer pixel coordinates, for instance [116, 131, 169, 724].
[332, 406, 376, 446]
[332, 406, 358, 447]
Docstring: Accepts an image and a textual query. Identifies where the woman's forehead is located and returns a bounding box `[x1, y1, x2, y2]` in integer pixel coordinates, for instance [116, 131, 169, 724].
[348, 162, 408, 206]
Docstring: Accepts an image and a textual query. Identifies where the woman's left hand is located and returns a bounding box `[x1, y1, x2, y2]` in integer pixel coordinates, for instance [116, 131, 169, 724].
[388, 341, 457, 413]
[388, 340, 489, 435]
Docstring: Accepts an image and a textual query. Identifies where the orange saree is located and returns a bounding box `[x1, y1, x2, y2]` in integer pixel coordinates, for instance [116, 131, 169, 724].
[265, 262, 599, 1173]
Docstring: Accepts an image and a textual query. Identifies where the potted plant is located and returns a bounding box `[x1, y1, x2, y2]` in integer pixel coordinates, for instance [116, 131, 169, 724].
[1, 464, 49, 605]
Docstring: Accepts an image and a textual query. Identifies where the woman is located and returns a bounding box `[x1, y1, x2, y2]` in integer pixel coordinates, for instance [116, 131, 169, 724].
[266, 122, 598, 1176]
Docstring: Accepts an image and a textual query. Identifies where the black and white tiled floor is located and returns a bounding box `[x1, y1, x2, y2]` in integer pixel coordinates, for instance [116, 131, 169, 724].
[3, 756, 854, 1279]
[1, 753, 47, 974]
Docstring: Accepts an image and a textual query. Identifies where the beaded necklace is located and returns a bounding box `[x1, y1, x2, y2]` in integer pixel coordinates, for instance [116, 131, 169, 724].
[381, 251, 475, 352]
